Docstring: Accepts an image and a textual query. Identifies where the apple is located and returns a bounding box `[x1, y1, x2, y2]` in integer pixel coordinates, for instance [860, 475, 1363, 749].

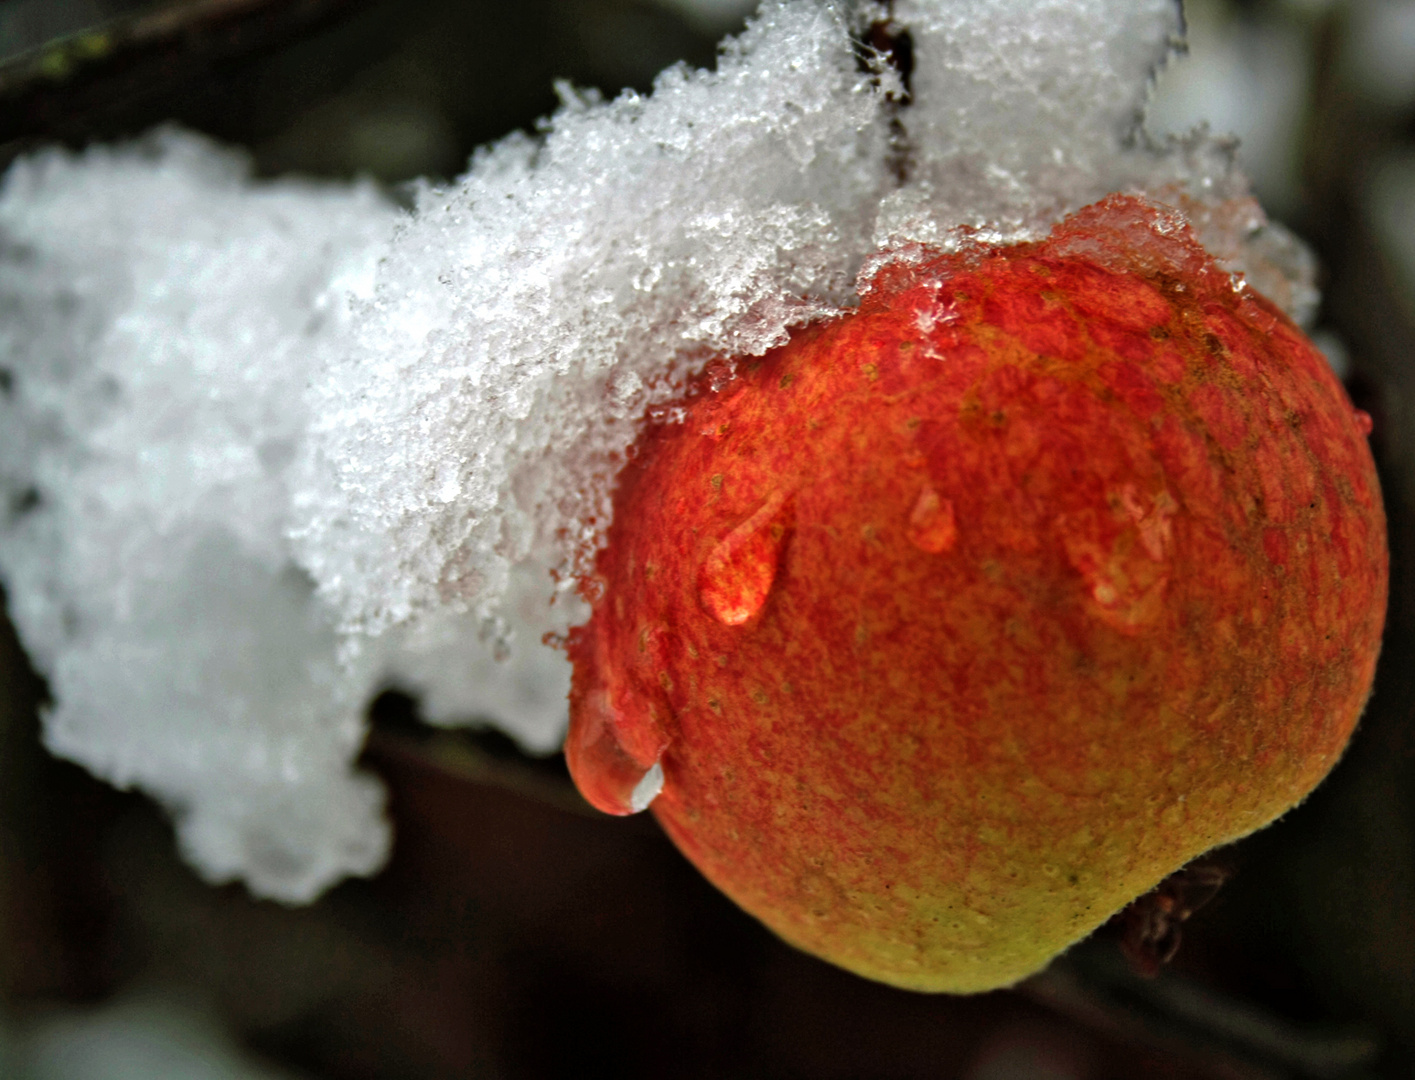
[563, 194, 1388, 992]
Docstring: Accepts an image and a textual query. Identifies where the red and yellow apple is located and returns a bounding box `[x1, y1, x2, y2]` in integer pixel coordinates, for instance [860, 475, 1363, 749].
[564, 195, 1387, 992]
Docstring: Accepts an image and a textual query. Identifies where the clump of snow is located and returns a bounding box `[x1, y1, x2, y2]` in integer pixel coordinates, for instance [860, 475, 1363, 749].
[877, 0, 1184, 243]
[0, 0, 1318, 901]
[291, 1, 891, 642]
[877, 0, 1316, 319]
[0, 134, 397, 901]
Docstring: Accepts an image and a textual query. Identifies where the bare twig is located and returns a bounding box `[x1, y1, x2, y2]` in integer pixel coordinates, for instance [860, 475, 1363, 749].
[1024, 940, 1381, 1080]
[0, 0, 374, 146]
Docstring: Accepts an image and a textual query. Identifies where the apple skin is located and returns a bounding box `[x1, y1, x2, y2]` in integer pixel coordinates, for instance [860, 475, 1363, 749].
[565, 195, 1388, 993]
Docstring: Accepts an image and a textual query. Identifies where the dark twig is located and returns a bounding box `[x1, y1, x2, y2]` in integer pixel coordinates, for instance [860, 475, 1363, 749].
[855, 0, 914, 184]
[0, 0, 374, 147]
[1024, 939, 1382, 1080]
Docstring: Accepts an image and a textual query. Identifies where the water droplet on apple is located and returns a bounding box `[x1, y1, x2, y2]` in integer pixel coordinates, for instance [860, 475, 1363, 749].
[565, 688, 666, 815]
[1059, 486, 1175, 631]
[1070, 548, 1165, 628]
[1090, 577, 1121, 606]
[698, 490, 793, 625]
[906, 486, 957, 553]
[1354, 409, 1373, 437]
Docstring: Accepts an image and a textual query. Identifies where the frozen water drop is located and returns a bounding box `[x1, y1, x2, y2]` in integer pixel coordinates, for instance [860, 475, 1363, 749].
[698, 491, 793, 626]
[1091, 579, 1120, 606]
[629, 760, 665, 813]
[905, 486, 957, 554]
[1059, 488, 1175, 632]
[565, 688, 666, 816]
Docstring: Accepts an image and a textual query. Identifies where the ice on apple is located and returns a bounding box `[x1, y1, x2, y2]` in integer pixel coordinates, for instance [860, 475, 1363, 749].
[0, 0, 1327, 903]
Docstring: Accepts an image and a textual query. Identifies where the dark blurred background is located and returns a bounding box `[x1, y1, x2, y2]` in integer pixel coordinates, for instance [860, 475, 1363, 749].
[1, 1, 1414, 1077]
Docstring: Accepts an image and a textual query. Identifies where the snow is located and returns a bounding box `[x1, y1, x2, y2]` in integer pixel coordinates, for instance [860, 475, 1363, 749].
[0, 0, 1317, 901]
